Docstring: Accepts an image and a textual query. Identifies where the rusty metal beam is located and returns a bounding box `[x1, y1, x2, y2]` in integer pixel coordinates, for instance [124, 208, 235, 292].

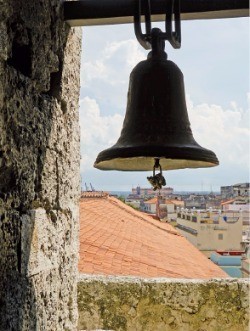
[63, 0, 249, 27]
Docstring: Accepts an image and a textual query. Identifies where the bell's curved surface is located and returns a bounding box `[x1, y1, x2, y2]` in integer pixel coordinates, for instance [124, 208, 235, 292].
[94, 51, 219, 171]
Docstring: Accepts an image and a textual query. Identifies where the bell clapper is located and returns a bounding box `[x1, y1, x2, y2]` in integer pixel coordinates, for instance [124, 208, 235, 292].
[147, 158, 166, 191]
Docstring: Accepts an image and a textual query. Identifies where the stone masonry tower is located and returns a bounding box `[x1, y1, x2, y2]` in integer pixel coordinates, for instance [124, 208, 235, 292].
[0, 1, 81, 329]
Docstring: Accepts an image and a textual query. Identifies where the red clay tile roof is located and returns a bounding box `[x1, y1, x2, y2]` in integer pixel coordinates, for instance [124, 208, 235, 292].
[221, 199, 235, 205]
[145, 198, 184, 206]
[81, 191, 109, 198]
[144, 197, 157, 204]
[79, 193, 228, 279]
[166, 199, 184, 206]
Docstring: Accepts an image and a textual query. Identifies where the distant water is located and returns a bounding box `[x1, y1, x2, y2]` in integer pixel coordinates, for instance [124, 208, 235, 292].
[109, 190, 219, 197]
[174, 191, 220, 195]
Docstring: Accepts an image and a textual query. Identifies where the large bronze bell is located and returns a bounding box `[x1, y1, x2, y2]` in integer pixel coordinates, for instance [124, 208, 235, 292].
[94, 47, 219, 171]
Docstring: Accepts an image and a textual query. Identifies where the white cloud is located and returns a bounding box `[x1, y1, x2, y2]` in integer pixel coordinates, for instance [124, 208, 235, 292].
[187, 96, 250, 168]
[81, 60, 107, 84]
[103, 39, 146, 69]
[79, 97, 123, 170]
[81, 39, 146, 87]
[80, 39, 147, 113]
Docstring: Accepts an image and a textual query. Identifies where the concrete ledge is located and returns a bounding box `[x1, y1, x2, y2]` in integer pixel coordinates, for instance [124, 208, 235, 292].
[78, 274, 249, 331]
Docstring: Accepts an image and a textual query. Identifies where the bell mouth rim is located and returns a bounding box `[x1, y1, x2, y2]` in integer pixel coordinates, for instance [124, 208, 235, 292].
[94, 156, 218, 171]
[94, 146, 219, 171]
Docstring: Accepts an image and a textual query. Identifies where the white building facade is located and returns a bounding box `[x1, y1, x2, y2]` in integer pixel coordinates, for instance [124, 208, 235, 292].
[176, 209, 243, 257]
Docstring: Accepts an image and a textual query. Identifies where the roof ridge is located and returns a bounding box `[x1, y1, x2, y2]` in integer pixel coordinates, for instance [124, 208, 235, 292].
[81, 191, 109, 198]
[109, 197, 181, 237]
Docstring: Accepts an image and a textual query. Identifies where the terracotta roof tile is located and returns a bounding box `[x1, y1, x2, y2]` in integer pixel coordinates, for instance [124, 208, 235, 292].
[79, 193, 228, 279]
[166, 199, 184, 206]
[221, 199, 235, 205]
[144, 197, 158, 204]
[144, 197, 184, 206]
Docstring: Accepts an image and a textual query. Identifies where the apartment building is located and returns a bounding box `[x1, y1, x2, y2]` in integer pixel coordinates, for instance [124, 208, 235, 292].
[221, 183, 250, 199]
[221, 196, 250, 212]
[132, 185, 173, 197]
[176, 209, 243, 257]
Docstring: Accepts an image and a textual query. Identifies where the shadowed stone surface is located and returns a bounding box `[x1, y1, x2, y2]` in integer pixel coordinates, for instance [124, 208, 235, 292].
[78, 275, 249, 331]
[0, 1, 81, 330]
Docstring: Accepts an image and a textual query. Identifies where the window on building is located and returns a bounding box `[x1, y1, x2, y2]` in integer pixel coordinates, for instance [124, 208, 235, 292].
[218, 233, 223, 240]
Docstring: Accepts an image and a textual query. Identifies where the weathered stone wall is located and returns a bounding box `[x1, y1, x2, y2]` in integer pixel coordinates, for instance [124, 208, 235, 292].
[0, 1, 81, 330]
[78, 275, 249, 331]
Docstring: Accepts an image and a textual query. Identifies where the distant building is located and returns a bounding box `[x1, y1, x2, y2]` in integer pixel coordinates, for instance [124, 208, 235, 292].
[242, 226, 250, 247]
[184, 195, 206, 209]
[241, 246, 250, 278]
[221, 183, 250, 199]
[221, 196, 250, 212]
[132, 186, 173, 197]
[221, 185, 234, 199]
[176, 209, 244, 257]
[206, 197, 223, 209]
[220, 197, 250, 252]
[158, 199, 184, 220]
[143, 196, 184, 220]
[144, 197, 158, 214]
[125, 199, 140, 209]
[233, 183, 250, 197]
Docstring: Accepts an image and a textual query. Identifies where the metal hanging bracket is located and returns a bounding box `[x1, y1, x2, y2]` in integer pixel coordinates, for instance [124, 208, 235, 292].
[134, 0, 152, 49]
[164, 0, 181, 48]
[134, 0, 181, 50]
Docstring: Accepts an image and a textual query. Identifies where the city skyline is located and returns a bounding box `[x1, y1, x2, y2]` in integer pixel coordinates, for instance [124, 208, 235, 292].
[79, 18, 249, 192]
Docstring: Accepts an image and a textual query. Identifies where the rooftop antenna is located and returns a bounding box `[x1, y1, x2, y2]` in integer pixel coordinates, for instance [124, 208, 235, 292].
[90, 183, 95, 191]
[85, 182, 89, 191]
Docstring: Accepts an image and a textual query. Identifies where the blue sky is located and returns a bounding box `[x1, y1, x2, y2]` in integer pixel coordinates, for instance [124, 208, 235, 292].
[79, 18, 249, 192]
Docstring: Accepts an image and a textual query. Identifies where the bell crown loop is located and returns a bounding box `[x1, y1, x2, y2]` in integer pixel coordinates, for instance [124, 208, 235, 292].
[148, 28, 168, 60]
